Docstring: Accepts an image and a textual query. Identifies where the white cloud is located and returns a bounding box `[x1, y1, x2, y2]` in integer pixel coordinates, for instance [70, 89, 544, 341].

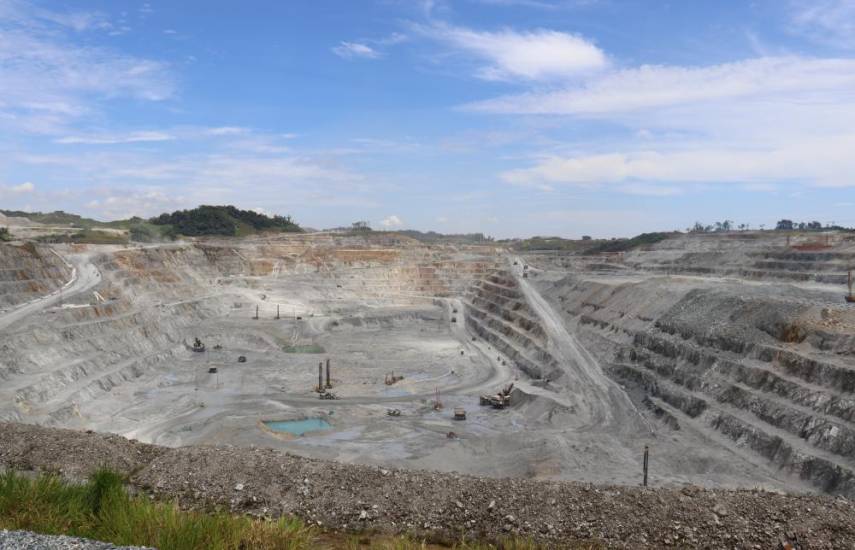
[0, 3, 174, 134]
[467, 57, 855, 115]
[0, 181, 35, 198]
[205, 126, 250, 136]
[9, 181, 35, 193]
[11, 147, 370, 216]
[55, 131, 174, 144]
[470, 55, 855, 192]
[380, 215, 404, 227]
[420, 23, 607, 81]
[502, 135, 855, 188]
[790, 0, 855, 49]
[332, 41, 380, 59]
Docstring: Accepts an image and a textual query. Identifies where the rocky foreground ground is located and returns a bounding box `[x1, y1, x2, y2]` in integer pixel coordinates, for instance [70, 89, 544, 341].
[2, 423, 854, 549]
[0, 530, 150, 550]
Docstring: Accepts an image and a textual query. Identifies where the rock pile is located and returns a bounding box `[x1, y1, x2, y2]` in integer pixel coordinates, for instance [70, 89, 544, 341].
[3, 423, 855, 548]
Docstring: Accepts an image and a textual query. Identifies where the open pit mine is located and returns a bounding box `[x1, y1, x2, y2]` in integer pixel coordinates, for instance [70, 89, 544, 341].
[2, 229, 854, 499]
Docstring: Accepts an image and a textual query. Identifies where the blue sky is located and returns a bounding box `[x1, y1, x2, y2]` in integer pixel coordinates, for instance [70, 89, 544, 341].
[1, 0, 855, 237]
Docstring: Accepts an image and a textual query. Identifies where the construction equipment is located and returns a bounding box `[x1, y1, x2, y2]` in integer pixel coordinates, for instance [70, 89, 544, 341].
[192, 338, 206, 353]
[386, 408, 401, 417]
[453, 407, 466, 420]
[433, 387, 443, 410]
[847, 270, 854, 303]
[479, 383, 513, 409]
[385, 372, 404, 385]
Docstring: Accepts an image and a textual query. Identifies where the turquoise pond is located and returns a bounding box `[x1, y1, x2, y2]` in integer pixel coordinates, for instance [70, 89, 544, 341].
[263, 418, 331, 436]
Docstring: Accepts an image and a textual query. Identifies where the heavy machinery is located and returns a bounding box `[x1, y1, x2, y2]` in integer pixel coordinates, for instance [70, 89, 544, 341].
[385, 372, 404, 385]
[192, 338, 206, 353]
[847, 270, 854, 303]
[479, 383, 513, 409]
[386, 408, 401, 417]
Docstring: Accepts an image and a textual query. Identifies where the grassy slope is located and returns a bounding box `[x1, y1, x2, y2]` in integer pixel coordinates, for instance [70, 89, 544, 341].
[0, 470, 579, 550]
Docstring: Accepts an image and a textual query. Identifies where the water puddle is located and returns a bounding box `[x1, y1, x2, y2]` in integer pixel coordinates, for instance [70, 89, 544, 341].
[263, 418, 331, 436]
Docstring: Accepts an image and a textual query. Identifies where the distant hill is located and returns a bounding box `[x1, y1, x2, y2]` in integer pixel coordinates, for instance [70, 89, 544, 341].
[0, 209, 117, 229]
[3, 206, 302, 241]
[149, 205, 302, 237]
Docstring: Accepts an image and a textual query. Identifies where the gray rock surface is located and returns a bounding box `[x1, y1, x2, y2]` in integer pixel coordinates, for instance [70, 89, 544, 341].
[0, 530, 152, 550]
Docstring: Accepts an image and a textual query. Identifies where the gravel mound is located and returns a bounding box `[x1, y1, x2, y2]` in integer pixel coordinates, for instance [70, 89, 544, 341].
[0, 423, 164, 479]
[4, 423, 855, 548]
[0, 530, 151, 549]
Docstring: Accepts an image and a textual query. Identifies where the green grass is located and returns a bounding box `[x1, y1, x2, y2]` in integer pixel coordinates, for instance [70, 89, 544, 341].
[0, 469, 595, 550]
[0, 469, 316, 550]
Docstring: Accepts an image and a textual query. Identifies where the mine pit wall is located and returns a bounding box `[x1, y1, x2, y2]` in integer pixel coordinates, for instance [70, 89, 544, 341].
[462, 270, 563, 381]
[0, 239, 502, 429]
[535, 274, 855, 498]
[620, 235, 855, 285]
[0, 243, 72, 308]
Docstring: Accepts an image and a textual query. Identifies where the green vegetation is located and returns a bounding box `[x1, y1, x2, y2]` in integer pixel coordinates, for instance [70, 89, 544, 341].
[151, 205, 301, 237]
[583, 232, 672, 254]
[0, 469, 315, 550]
[282, 344, 326, 354]
[510, 236, 587, 252]
[0, 209, 109, 229]
[0, 469, 576, 550]
[37, 229, 129, 245]
[775, 219, 853, 231]
[129, 222, 176, 243]
[396, 230, 493, 244]
[0, 227, 11, 242]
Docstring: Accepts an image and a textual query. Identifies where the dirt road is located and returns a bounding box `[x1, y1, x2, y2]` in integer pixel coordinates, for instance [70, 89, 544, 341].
[0, 249, 101, 332]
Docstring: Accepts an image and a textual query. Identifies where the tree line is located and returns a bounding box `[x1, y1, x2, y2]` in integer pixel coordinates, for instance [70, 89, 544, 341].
[688, 220, 850, 233]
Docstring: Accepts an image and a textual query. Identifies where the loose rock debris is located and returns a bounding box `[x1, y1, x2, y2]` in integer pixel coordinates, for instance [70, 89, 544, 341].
[2, 423, 855, 549]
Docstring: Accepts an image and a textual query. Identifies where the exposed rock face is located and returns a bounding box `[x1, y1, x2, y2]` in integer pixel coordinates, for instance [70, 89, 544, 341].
[524, 232, 855, 499]
[0, 243, 71, 308]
